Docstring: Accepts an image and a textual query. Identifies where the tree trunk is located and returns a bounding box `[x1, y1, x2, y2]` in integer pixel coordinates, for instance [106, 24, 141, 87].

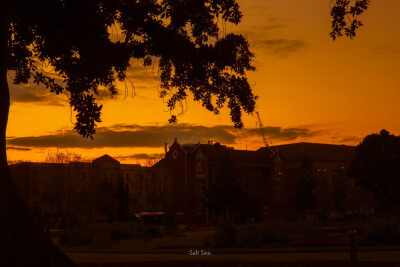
[0, 3, 75, 266]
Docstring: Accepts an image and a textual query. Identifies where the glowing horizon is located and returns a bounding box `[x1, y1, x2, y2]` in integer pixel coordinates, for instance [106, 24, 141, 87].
[6, 0, 400, 164]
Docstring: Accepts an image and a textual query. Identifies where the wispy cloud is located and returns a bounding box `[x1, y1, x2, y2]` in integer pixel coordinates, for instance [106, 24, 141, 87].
[9, 83, 67, 106]
[115, 153, 164, 161]
[8, 73, 68, 106]
[7, 123, 318, 149]
[256, 39, 306, 57]
[339, 136, 361, 144]
[373, 45, 399, 54]
[247, 126, 314, 141]
[8, 66, 159, 105]
[6, 146, 32, 151]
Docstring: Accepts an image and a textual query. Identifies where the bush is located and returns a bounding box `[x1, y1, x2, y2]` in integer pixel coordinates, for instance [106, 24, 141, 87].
[366, 219, 400, 244]
[59, 229, 93, 246]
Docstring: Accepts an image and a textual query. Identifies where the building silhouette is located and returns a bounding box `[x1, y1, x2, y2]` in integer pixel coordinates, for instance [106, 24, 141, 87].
[267, 143, 357, 216]
[10, 140, 373, 227]
[10, 155, 171, 228]
[154, 138, 273, 224]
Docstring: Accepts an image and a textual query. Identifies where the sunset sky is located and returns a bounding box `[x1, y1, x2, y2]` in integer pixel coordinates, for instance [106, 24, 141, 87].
[6, 0, 400, 164]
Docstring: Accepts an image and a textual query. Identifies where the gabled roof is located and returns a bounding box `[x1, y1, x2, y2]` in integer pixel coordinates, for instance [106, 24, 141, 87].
[92, 154, 120, 165]
[184, 143, 272, 166]
[152, 158, 166, 168]
[270, 142, 356, 162]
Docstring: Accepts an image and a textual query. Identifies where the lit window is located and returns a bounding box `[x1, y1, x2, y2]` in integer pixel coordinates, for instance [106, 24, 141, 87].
[274, 164, 282, 177]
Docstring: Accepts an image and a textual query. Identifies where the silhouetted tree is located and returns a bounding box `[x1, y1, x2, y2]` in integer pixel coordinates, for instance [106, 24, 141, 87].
[330, 0, 370, 40]
[348, 130, 400, 211]
[1, 1, 256, 265]
[44, 151, 93, 229]
[295, 157, 316, 214]
[203, 156, 248, 222]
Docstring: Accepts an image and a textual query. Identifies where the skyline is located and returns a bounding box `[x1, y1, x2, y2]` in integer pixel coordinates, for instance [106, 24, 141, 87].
[6, 0, 400, 163]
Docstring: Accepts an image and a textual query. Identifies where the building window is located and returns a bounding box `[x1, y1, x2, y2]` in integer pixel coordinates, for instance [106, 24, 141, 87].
[273, 163, 283, 177]
[196, 160, 204, 175]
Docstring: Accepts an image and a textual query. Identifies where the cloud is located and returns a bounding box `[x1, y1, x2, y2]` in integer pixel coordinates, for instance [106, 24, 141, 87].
[115, 153, 164, 161]
[9, 80, 67, 106]
[256, 39, 306, 57]
[7, 71, 69, 106]
[93, 66, 160, 101]
[257, 25, 286, 31]
[246, 126, 314, 141]
[373, 45, 399, 54]
[126, 66, 160, 83]
[7, 123, 317, 149]
[7, 67, 158, 105]
[339, 136, 361, 144]
[6, 146, 31, 151]
[239, 24, 286, 40]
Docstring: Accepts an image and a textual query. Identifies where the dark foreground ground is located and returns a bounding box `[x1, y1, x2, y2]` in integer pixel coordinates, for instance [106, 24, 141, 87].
[62, 226, 400, 266]
[78, 263, 400, 267]
[69, 251, 400, 267]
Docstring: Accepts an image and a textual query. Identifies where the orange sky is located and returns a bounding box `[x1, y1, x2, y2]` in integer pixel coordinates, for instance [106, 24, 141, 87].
[6, 0, 400, 164]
